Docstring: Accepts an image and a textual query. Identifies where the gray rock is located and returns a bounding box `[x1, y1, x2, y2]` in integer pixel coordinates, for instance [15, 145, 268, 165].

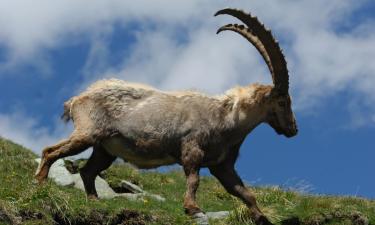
[35, 158, 165, 202]
[193, 212, 209, 225]
[190, 211, 230, 225]
[120, 180, 144, 193]
[206, 211, 230, 220]
[146, 193, 166, 202]
[35, 158, 74, 186]
[119, 180, 166, 202]
[118, 193, 145, 201]
[72, 174, 156, 200]
[71, 174, 120, 199]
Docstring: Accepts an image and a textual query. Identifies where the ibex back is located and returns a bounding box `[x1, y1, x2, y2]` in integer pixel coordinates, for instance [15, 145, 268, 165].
[35, 8, 298, 225]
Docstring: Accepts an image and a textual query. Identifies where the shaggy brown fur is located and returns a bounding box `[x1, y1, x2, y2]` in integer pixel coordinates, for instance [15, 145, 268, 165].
[35, 8, 298, 225]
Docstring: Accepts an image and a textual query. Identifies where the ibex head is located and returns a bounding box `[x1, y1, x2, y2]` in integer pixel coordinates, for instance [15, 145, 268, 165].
[215, 8, 298, 138]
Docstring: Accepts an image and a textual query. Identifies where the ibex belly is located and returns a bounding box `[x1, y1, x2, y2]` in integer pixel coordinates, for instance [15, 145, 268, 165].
[101, 136, 176, 169]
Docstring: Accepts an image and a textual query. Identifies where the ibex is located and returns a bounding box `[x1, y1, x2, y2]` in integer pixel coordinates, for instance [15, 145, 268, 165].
[35, 8, 297, 225]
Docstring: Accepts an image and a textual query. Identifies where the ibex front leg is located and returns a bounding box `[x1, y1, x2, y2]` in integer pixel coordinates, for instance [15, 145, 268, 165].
[183, 166, 201, 215]
[181, 140, 208, 224]
[209, 164, 273, 225]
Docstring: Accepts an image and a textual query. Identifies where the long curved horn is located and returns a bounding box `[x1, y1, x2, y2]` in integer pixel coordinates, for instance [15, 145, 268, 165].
[216, 24, 274, 87]
[215, 8, 289, 95]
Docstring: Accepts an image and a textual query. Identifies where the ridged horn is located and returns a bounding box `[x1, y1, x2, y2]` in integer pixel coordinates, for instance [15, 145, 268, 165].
[215, 8, 289, 95]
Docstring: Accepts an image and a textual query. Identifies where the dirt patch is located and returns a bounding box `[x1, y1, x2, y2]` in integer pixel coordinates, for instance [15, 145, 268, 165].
[19, 209, 44, 221]
[0, 208, 14, 224]
[281, 217, 301, 225]
[53, 209, 152, 225]
[304, 211, 368, 225]
[280, 211, 369, 225]
[113, 209, 152, 225]
[0, 207, 22, 225]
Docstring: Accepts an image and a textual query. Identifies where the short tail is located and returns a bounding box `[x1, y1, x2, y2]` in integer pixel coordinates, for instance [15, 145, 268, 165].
[61, 98, 73, 123]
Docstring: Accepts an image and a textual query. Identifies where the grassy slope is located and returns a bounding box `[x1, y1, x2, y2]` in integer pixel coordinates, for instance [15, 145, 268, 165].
[0, 137, 374, 225]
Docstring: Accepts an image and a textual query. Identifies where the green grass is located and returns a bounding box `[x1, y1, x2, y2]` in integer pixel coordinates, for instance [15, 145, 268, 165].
[0, 136, 374, 225]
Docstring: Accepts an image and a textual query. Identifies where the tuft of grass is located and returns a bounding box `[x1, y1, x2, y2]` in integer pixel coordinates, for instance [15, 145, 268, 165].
[1, 136, 375, 225]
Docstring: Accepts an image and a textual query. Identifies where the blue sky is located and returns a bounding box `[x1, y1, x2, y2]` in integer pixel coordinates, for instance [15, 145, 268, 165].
[0, 0, 375, 198]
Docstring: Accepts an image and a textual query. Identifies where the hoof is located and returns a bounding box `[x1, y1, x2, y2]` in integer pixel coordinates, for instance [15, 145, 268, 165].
[32, 178, 42, 185]
[184, 206, 202, 216]
[192, 212, 209, 225]
[34, 165, 49, 184]
[34, 174, 47, 185]
[87, 194, 99, 200]
[256, 215, 274, 225]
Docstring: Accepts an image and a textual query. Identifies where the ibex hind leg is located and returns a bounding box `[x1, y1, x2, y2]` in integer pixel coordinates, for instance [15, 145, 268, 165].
[35, 130, 94, 183]
[80, 144, 116, 199]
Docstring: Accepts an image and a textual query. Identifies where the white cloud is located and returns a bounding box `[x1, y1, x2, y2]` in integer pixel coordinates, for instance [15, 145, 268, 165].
[0, 112, 93, 158]
[0, 0, 217, 70]
[0, 0, 375, 152]
[94, 26, 271, 94]
[82, 0, 375, 115]
[0, 112, 72, 155]
[2, 0, 373, 97]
